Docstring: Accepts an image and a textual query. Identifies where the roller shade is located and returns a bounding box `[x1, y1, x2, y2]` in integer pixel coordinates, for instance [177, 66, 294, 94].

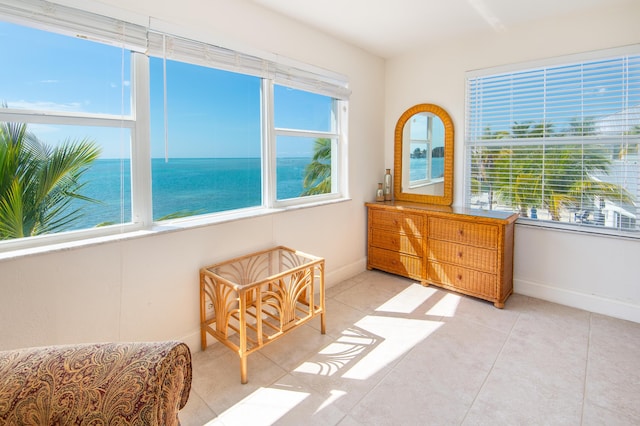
[0, 0, 147, 51]
[147, 31, 350, 100]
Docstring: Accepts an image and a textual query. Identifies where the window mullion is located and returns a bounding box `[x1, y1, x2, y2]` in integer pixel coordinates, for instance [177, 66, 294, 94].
[131, 52, 152, 227]
[262, 79, 276, 209]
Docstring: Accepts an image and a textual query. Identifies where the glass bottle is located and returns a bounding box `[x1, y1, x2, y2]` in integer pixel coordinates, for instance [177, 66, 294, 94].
[376, 183, 384, 201]
[383, 169, 392, 201]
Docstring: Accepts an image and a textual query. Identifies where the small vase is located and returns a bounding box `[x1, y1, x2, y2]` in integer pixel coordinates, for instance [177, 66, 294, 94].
[376, 183, 384, 201]
[383, 169, 392, 201]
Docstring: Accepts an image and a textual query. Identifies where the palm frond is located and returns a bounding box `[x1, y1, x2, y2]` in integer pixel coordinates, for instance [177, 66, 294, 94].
[0, 120, 102, 238]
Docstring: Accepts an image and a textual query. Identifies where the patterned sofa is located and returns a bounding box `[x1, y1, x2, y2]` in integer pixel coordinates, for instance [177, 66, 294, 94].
[0, 341, 192, 425]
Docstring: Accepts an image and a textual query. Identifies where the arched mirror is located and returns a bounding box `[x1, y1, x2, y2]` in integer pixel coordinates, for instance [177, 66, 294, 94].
[394, 103, 454, 205]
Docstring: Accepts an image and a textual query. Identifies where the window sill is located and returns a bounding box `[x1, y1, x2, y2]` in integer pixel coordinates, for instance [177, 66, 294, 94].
[0, 197, 352, 262]
[516, 217, 640, 241]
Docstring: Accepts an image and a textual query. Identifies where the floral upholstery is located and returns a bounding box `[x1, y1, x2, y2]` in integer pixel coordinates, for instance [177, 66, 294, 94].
[0, 341, 192, 425]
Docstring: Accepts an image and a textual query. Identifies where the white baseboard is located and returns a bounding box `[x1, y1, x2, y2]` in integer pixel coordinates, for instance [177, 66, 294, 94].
[325, 257, 367, 289]
[179, 331, 202, 354]
[515, 278, 640, 324]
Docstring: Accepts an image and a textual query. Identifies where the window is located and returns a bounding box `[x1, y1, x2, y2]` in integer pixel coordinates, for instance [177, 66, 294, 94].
[0, 0, 349, 249]
[273, 85, 339, 202]
[147, 33, 346, 219]
[149, 58, 263, 219]
[465, 47, 640, 235]
[0, 19, 138, 242]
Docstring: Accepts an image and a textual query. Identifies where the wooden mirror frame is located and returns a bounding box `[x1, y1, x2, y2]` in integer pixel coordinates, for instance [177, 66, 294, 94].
[393, 103, 454, 205]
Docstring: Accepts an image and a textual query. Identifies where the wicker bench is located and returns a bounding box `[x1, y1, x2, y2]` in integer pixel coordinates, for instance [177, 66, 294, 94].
[200, 246, 325, 383]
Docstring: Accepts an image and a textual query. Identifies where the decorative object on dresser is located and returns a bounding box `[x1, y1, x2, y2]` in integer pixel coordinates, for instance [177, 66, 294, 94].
[367, 103, 517, 308]
[376, 182, 385, 201]
[383, 168, 393, 201]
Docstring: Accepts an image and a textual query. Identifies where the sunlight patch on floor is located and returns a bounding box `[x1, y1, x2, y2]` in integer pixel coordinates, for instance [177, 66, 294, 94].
[294, 329, 378, 377]
[342, 315, 443, 380]
[375, 283, 439, 314]
[426, 292, 462, 317]
[208, 386, 309, 425]
[317, 389, 347, 412]
[293, 315, 443, 382]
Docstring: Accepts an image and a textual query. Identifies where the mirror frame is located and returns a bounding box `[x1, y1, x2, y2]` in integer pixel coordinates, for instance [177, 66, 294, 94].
[393, 103, 454, 205]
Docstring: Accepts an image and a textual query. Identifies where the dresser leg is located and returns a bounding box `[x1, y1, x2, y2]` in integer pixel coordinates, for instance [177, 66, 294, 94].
[494, 301, 505, 309]
[420, 280, 430, 287]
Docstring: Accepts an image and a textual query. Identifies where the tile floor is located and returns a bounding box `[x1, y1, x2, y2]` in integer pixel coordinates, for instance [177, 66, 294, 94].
[180, 270, 640, 425]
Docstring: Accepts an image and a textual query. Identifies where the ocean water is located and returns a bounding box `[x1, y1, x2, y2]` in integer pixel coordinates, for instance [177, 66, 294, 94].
[70, 157, 311, 230]
[409, 157, 445, 181]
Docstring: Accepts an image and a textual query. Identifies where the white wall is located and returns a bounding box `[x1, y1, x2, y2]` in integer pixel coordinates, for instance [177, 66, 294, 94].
[386, 1, 640, 322]
[0, 0, 385, 351]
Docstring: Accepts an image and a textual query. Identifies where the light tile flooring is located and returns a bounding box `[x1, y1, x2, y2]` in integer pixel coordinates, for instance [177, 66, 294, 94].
[180, 270, 640, 425]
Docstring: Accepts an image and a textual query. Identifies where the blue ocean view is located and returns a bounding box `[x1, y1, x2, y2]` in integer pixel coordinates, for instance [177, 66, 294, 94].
[71, 158, 311, 230]
[409, 157, 445, 181]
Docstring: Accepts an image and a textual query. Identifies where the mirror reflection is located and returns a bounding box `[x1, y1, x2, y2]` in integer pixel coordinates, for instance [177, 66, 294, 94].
[402, 112, 445, 196]
[394, 103, 453, 205]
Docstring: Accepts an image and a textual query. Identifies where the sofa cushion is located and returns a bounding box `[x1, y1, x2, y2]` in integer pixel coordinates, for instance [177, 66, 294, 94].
[0, 341, 192, 425]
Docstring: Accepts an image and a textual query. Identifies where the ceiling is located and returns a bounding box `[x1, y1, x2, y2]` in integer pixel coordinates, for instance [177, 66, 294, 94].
[250, 0, 632, 58]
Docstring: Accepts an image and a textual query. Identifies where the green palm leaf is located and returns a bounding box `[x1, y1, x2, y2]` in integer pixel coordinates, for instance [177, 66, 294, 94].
[0, 120, 101, 239]
[301, 138, 332, 196]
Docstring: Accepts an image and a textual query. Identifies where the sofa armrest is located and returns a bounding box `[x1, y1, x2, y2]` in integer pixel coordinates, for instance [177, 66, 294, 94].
[0, 341, 192, 425]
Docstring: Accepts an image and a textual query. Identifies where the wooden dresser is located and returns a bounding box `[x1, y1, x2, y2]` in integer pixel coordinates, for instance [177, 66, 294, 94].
[366, 201, 517, 308]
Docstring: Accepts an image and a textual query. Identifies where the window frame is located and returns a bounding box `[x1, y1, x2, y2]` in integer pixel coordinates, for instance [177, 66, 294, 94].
[0, 1, 350, 254]
[270, 88, 343, 207]
[464, 45, 640, 238]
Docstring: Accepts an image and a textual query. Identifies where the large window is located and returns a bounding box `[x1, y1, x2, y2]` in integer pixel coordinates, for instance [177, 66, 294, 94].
[0, 0, 349, 249]
[0, 20, 136, 240]
[149, 58, 263, 219]
[465, 48, 640, 235]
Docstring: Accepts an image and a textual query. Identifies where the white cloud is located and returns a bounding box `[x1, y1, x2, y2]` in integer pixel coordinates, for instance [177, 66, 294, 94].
[8, 100, 84, 112]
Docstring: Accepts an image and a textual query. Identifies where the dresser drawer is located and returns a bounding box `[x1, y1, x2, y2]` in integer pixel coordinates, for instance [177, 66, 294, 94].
[368, 246, 424, 279]
[427, 262, 496, 299]
[428, 217, 498, 248]
[427, 239, 496, 273]
[370, 231, 422, 256]
[370, 209, 424, 235]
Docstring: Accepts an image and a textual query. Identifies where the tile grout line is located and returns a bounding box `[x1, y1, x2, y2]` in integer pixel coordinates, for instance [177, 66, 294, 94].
[460, 307, 522, 424]
[342, 312, 449, 424]
[580, 313, 593, 426]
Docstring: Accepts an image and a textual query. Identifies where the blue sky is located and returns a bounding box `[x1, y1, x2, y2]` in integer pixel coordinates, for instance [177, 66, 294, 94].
[0, 20, 333, 159]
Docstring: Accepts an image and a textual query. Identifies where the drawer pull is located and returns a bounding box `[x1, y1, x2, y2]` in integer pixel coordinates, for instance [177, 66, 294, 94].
[457, 274, 463, 281]
[457, 251, 463, 258]
[458, 229, 464, 236]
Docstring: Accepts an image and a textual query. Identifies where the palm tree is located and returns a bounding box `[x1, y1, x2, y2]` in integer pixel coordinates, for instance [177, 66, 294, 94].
[0, 121, 101, 239]
[301, 138, 332, 196]
[471, 119, 633, 221]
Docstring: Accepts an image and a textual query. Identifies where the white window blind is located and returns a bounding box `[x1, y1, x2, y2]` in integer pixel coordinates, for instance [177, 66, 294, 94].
[0, 0, 147, 51]
[147, 31, 350, 100]
[465, 47, 640, 234]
